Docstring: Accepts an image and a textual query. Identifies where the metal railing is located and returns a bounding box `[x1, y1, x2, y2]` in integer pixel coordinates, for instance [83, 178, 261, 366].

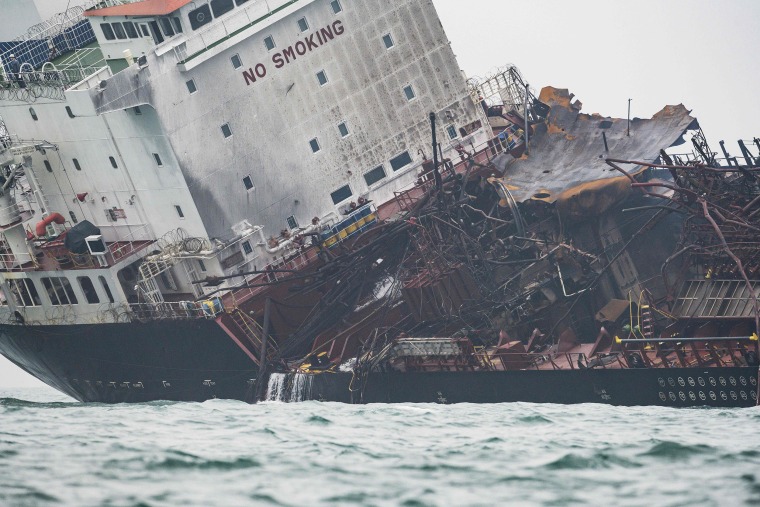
[128, 298, 224, 322]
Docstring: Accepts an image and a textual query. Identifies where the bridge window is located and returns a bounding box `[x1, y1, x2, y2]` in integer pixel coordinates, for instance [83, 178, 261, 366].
[287, 215, 298, 229]
[390, 151, 412, 172]
[41, 277, 78, 306]
[7, 279, 41, 307]
[188, 4, 212, 30]
[171, 17, 183, 34]
[123, 21, 138, 39]
[77, 277, 100, 304]
[148, 21, 165, 44]
[211, 0, 234, 17]
[99, 276, 115, 303]
[242, 241, 253, 254]
[364, 165, 386, 186]
[112, 22, 127, 40]
[331, 0, 342, 14]
[100, 23, 116, 41]
[447, 125, 458, 139]
[331, 184, 352, 204]
[159, 18, 175, 37]
[235, 0, 250, 5]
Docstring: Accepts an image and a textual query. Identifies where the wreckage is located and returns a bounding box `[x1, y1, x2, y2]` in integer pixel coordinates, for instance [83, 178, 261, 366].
[215, 85, 760, 407]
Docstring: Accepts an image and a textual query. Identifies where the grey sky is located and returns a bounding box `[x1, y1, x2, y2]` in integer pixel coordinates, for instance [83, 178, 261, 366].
[2, 0, 759, 388]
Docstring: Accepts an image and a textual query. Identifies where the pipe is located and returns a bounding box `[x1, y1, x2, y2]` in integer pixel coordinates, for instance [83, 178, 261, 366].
[35, 212, 65, 236]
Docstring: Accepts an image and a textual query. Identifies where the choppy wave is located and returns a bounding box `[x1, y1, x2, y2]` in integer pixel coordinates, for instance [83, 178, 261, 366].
[1, 387, 759, 506]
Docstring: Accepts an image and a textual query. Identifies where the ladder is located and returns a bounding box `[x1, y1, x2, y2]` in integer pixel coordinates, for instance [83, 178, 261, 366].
[229, 308, 278, 361]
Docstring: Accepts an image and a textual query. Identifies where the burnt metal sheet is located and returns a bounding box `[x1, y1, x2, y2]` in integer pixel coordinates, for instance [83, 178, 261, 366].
[503, 87, 695, 206]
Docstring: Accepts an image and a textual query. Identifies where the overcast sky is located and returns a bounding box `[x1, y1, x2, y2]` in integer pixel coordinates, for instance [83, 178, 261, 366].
[2, 0, 759, 389]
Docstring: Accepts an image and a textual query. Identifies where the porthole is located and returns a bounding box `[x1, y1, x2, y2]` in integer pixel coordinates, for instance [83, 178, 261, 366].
[669, 392, 676, 401]
[698, 377, 706, 387]
[720, 392, 728, 400]
[689, 392, 696, 401]
[730, 391, 737, 400]
[740, 391, 748, 400]
[719, 377, 727, 386]
[729, 377, 737, 386]
[668, 378, 675, 387]
[709, 377, 717, 386]
[740, 377, 747, 386]
[699, 392, 706, 401]
[678, 377, 685, 387]
[687, 377, 695, 387]
[679, 392, 686, 401]
[709, 391, 716, 400]
[658, 377, 666, 388]
[659, 392, 666, 401]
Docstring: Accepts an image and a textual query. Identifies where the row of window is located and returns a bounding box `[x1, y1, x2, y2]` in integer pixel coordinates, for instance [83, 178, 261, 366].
[5, 276, 115, 308]
[100, 18, 182, 44]
[328, 151, 415, 205]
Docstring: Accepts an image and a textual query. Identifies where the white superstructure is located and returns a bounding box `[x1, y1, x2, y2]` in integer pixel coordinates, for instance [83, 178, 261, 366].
[0, 0, 492, 325]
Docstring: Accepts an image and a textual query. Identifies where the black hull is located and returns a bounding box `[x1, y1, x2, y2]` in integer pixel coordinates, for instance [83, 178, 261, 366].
[0, 321, 258, 402]
[293, 367, 760, 408]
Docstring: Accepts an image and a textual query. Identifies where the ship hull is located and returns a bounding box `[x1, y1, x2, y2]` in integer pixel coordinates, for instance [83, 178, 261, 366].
[0, 321, 258, 402]
[287, 367, 760, 407]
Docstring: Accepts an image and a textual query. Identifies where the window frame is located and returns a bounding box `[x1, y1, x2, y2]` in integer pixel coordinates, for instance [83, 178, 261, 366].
[77, 276, 100, 304]
[403, 84, 416, 101]
[390, 151, 413, 172]
[364, 165, 387, 186]
[316, 70, 328, 86]
[309, 138, 321, 154]
[186, 79, 197, 94]
[72, 158, 82, 171]
[382, 33, 394, 49]
[264, 35, 276, 51]
[230, 53, 243, 69]
[221, 123, 233, 138]
[243, 175, 254, 191]
[330, 184, 353, 205]
[175, 205, 185, 219]
[153, 153, 163, 167]
[330, 0, 342, 14]
[297, 17, 309, 32]
[337, 121, 349, 138]
[446, 125, 458, 140]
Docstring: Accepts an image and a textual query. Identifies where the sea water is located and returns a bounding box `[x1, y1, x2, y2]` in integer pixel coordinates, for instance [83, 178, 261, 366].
[1, 386, 759, 506]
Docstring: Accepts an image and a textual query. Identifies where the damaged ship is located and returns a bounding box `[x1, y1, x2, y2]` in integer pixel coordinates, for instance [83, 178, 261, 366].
[0, 0, 758, 407]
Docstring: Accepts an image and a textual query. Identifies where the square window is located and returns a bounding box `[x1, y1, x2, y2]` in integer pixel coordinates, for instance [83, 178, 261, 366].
[175, 205, 185, 218]
[221, 123, 232, 138]
[331, 185, 352, 205]
[72, 158, 82, 171]
[447, 125, 458, 140]
[364, 165, 386, 186]
[390, 151, 413, 172]
[243, 175, 254, 190]
[330, 0, 342, 14]
[153, 153, 163, 166]
[287, 215, 298, 229]
[382, 33, 394, 49]
[264, 35, 276, 51]
[186, 79, 197, 94]
[231, 54, 242, 69]
[242, 240, 253, 254]
[297, 17, 309, 32]
[198, 259, 207, 272]
[316, 70, 328, 86]
[309, 138, 321, 153]
[133, 106, 142, 115]
[338, 122, 349, 138]
[403, 84, 415, 101]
